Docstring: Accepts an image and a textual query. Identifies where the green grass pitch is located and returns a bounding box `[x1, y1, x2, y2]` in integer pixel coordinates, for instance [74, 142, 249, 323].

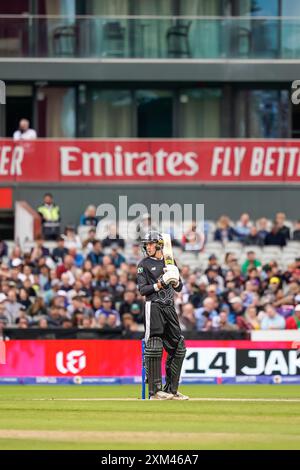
[0, 385, 299, 450]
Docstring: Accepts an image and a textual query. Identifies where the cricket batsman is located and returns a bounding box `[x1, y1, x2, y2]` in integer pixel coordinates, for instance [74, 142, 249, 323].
[137, 231, 189, 400]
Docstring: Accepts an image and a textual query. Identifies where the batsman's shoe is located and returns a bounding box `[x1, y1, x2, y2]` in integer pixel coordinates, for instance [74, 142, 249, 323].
[172, 391, 189, 401]
[150, 391, 174, 400]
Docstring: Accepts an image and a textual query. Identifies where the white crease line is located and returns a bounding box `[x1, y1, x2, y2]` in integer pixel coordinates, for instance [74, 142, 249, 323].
[15, 397, 300, 403]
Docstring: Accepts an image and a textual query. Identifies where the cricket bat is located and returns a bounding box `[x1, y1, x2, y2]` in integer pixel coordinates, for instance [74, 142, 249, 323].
[162, 233, 175, 266]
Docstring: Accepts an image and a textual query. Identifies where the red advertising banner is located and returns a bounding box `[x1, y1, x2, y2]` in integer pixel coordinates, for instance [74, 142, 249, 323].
[1, 139, 300, 183]
[0, 340, 297, 378]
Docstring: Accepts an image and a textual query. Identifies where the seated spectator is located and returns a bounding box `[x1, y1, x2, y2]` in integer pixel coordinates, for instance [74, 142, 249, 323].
[256, 217, 270, 242]
[241, 251, 262, 276]
[18, 317, 29, 329]
[182, 221, 204, 252]
[110, 245, 126, 269]
[38, 317, 49, 328]
[0, 317, 9, 340]
[18, 287, 32, 310]
[119, 290, 143, 323]
[265, 222, 287, 247]
[0, 240, 8, 260]
[179, 303, 197, 331]
[205, 254, 223, 276]
[228, 296, 245, 325]
[52, 236, 69, 263]
[107, 273, 125, 302]
[95, 313, 106, 329]
[102, 224, 125, 249]
[81, 316, 96, 329]
[184, 274, 207, 308]
[243, 305, 261, 330]
[202, 267, 224, 292]
[214, 216, 237, 244]
[47, 305, 63, 328]
[30, 235, 50, 263]
[241, 281, 259, 308]
[285, 304, 300, 329]
[27, 296, 48, 322]
[37, 193, 60, 241]
[4, 289, 23, 325]
[243, 226, 264, 246]
[122, 313, 139, 332]
[107, 314, 120, 329]
[82, 228, 97, 252]
[87, 240, 104, 266]
[127, 242, 143, 265]
[13, 118, 37, 141]
[95, 295, 120, 326]
[261, 304, 285, 330]
[275, 212, 290, 242]
[9, 245, 23, 269]
[223, 252, 239, 275]
[195, 297, 218, 331]
[80, 205, 98, 227]
[62, 226, 82, 250]
[212, 311, 239, 331]
[235, 213, 252, 242]
[292, 221, 300, 241]
[68, 247, 84, 268]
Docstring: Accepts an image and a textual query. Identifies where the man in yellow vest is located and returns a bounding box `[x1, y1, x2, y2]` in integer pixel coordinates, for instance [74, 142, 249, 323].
[37, 193, 61, 241]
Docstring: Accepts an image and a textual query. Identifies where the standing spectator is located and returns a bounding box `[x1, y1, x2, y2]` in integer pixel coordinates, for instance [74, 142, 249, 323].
[13, 118, 37, 140]
[80, 205, 98, 227]
[37, 193, 60, 241]
[293, 221, 300, 241]
[241, 251, 262, 276]
[285, 304, 300, 329]
[275, 212, 290, 242]
[214, 216, 237, 243]
[265, 222, 287, 247]
[261, 304, 285, 330]
[235, 213, 252, 242]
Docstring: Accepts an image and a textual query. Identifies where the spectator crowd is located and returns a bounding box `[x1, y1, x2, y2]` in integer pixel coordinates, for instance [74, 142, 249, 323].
[1, 202, 300, 337]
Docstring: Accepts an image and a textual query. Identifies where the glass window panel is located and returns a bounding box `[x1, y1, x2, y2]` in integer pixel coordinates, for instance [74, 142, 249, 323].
[37, 87, 76, 138]
[235, 89, 289, 138]
[136, 90, 173, 138]
[179, 88, 222, 138]
[237, 1, 279, 16]
[91, 90, 133, 137]
[282, 1, 300, 16]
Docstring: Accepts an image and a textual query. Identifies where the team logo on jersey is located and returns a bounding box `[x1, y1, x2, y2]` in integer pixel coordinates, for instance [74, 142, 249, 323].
[151, 267, 156, 271]
[137, 267, 143, 273]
